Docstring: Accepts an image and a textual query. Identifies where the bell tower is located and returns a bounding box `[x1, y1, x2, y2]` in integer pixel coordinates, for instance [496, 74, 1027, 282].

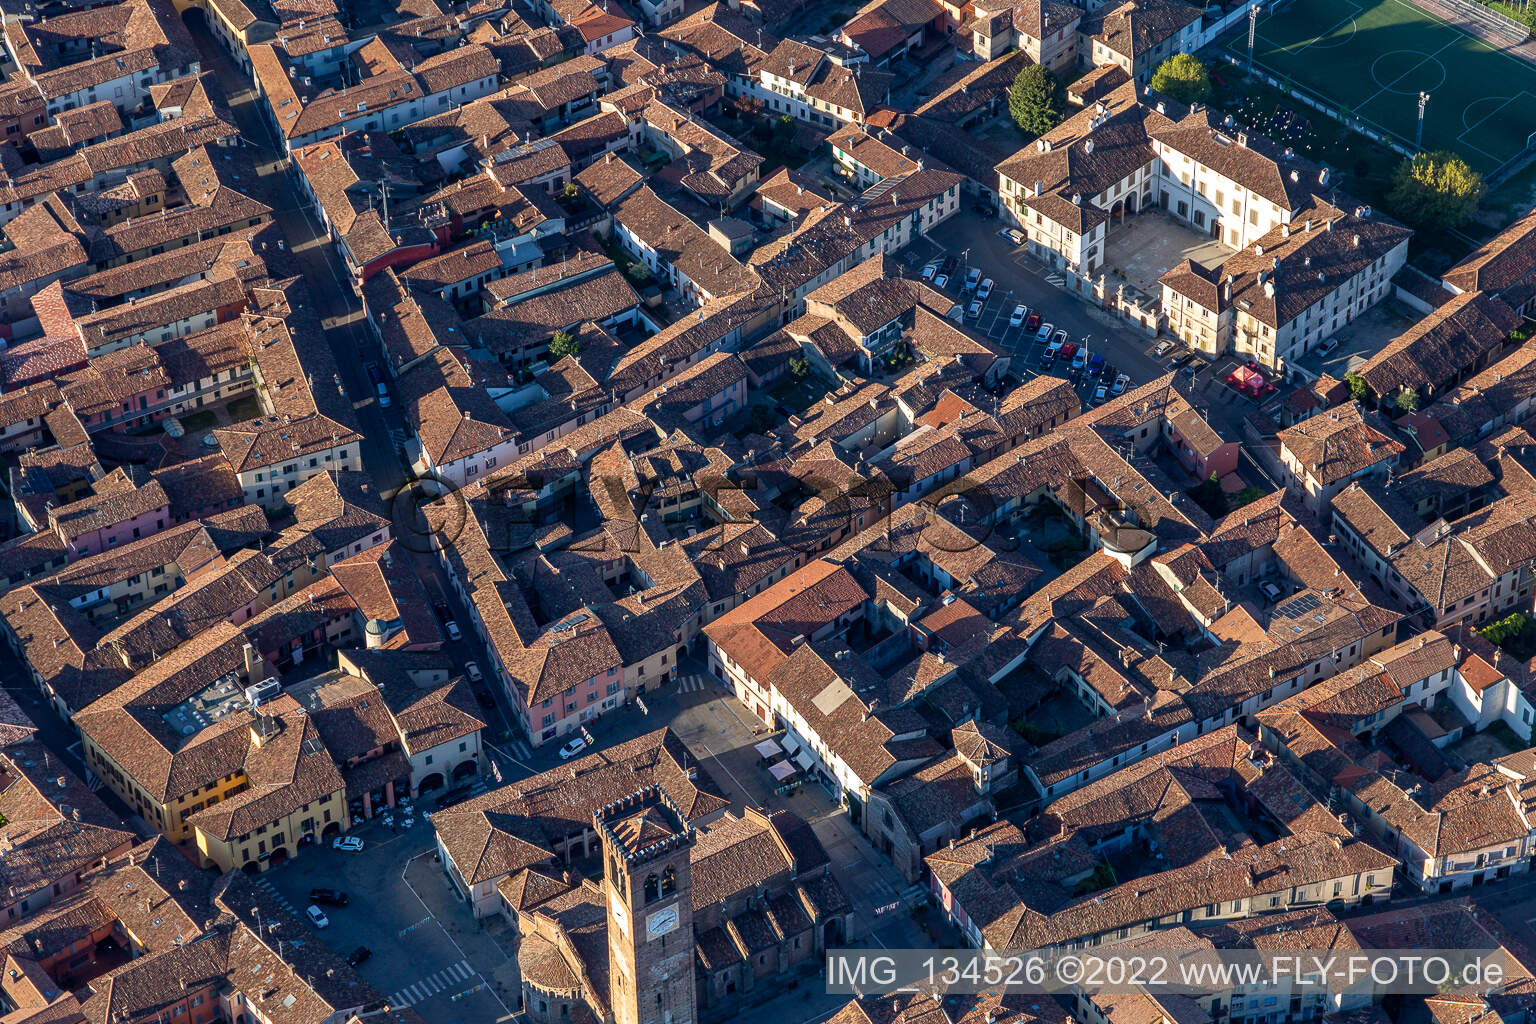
[595, 786, 697, 1024]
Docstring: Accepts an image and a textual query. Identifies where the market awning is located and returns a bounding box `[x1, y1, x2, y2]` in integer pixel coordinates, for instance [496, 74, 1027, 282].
[793, 749, 816, 772]
[754, 738, 783, 759]
[1233, 365, 1264, 387]
[768, 760, 798, 781]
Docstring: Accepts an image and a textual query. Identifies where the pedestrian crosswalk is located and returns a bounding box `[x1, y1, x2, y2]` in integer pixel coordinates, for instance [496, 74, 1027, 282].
[84, 769, 104, 793]
[254, 877, 297, 916]
[388, 960, 476, 1007]
[1044, 273, 1066, 287]
[673, 673, 711, 693]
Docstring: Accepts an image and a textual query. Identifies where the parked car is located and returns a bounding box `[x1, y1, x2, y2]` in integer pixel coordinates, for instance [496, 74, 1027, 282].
[474, 687, 495, 710]
[1093, 385, 1109, 404]
[1024, 312, 1042, 333]
[933, 273, 949, 290]
[1170, 352, 1193, 367]
[1071, 349, 1088, 370]
[976, 278, 993, 301]
[348, 947, 373, 968]
[1260, 580, 1284, 602]
[1036, 321, 1054, 342]
[964, 268, 982, 292]
[972, 202, 997, 217]
[1318, 337, 1340, 355]
[333, 836, 365, 852]
[1068, 367, 1082, 385]
[1058, 342, 1077, 361]
[1044, 338, 1063, 360]
[431, 601, 450, 623]
[1154, 340, 1175, 358]
[365, 362, 391, 407]
[1111, 373, 1131, 395]
[1006, 228, 1026, 245]
[1039, 349, 1055, 369]
[445, 620, 462, 641]
[306, 906, 329, 929]
[464, 661, 483, 683]
[1087, 353, 1105, 377]
[921, 261, 939, 280]
[310, 888, 349, 907]
[1050, 328, 1068, 349]
[966, 299, 983, 319]
[1009, 304, 1027, 328]
[559, 736, 589, 760]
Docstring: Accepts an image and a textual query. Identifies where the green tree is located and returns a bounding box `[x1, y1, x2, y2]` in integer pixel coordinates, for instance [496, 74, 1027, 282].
[1150, 54, 1212, 105]
[1233, 486, 1269, 508]
[1387, 151, 1484, 232]
[788, 356, 809, 378]
[1482, 612, 1529, 648]
[1008, 64, 1063, 139]
[1345, 371, 1369, 401]
[1394, 389, 1420, 412]
[549, 330, 580, 359]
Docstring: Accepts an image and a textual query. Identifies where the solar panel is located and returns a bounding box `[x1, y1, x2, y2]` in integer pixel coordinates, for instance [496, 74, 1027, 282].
[1275, 592, 1320, 619]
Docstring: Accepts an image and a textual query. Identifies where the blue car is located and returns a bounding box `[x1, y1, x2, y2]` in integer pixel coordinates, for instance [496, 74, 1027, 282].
[1088, 353, 1105, 377]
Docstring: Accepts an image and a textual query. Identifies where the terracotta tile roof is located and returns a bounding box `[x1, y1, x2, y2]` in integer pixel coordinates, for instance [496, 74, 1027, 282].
[1083, 0, 1201, 60]
[432, 727, 726, 885]
[703, 560, 868, 682]
[1444, 207, 1536, 300]
[1356, 290, 1520, 399]
[1278, 403, 1403, 486]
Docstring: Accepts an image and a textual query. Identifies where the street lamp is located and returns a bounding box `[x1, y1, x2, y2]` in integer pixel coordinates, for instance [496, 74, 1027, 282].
[1417, 91, 1430, 152]
[1248, 4, 1260, 71]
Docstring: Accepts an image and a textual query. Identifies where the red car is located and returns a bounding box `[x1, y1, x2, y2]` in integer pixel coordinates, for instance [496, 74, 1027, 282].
[1059, 342, 1078, 361]
[1024, 312, 1042, 333]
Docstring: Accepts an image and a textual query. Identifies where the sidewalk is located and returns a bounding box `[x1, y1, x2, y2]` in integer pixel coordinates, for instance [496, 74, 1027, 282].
[403, 851, 522, 1015]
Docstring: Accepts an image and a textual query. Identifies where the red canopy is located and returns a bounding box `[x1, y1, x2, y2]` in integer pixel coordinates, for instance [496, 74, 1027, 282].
[1232, 365, 1263, 388]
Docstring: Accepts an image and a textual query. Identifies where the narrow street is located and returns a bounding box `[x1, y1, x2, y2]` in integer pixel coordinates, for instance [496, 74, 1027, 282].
[183, 15, 530, 756]
[184, 13, 402, 496]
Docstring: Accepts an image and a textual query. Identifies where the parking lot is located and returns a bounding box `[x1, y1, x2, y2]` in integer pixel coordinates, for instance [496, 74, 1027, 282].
[253, 808, 518, 1022]
[896, 211, 1179, 410]
[244, 658, 938, 1024]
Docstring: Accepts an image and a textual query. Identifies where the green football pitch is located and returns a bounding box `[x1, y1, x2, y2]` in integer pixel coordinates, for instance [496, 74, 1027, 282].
[1226, 0, 1536, 173]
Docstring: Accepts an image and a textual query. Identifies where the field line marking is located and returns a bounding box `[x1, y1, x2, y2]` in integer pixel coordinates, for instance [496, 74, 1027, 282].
[1456, 91, 1528, 153]
[1292, 0, 1367, 54]
[1456, 138, 1509, 165]
[1460, 94, 1515, 132]
[1245, 51, 1407, 147]
[1357, 37, 1459, 111]
[1382, 0, 1536, 80]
